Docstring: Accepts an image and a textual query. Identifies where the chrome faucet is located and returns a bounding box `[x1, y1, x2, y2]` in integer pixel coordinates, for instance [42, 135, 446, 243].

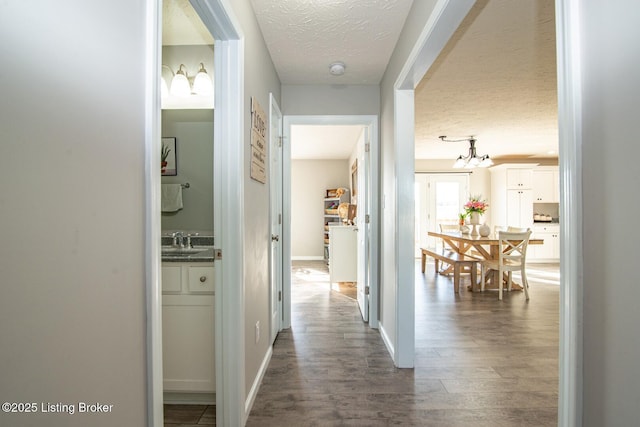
[172, 231, 185, 248]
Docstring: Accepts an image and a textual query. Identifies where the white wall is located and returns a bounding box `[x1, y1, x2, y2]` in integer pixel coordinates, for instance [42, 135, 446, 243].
[579, 1, 640, 425]
[223, 0, 282, 412]
[282, 85, 379, 116]
[0, 2, 147, 426]
[378, 0, 439, 360]
[291, 160, 350, 259]
[415, 159, 490, 202]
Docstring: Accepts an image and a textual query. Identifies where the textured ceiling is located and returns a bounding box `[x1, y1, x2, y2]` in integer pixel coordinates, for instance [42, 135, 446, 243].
[415, 0, 558, 160]
[163, 0, 558, 162]
[249, 0, 414, 84]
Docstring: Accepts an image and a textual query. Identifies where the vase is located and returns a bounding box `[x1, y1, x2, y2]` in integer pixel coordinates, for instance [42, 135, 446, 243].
[479, 223, 491, 237]
[468, 212, 481, 225]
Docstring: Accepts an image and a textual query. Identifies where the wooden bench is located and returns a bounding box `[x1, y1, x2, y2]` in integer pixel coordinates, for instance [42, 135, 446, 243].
[421, 248, 479, 293]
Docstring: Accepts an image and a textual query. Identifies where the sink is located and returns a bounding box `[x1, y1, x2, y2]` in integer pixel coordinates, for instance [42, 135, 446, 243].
[161, 246, 211, 255]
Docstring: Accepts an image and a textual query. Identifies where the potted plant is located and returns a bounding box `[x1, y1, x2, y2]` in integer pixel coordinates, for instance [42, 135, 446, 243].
[464, 195, 489, 225]
[458, 212, 467, 226]
[161, 143, 171, 173]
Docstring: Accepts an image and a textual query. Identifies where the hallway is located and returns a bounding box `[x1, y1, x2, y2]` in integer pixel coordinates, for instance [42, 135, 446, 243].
[246, 260, 558, 426]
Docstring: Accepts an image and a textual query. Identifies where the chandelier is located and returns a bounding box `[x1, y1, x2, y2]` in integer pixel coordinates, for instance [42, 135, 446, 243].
[439, 136, 493, 169]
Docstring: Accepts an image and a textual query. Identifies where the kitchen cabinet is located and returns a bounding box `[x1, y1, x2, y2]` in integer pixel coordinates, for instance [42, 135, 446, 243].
[506, 168, 533, 189]
[490, 164, 536, 229]
[329, 225, 357, 283]
[506, 189, 534, 229]
[530, 224, 560, 261]
[162, 263, 215, 397]
[533, 167, 559, 202]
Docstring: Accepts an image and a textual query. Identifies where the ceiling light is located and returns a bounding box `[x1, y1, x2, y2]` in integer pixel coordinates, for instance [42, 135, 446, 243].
[439, 136, 493, 169]
[329, 62, 346, 76]
[193, 63, 213, 96]
[170, 64, 191, 97]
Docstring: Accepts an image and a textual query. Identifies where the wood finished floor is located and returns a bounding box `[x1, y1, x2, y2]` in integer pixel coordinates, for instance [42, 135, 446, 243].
[246, 260, 559, 426]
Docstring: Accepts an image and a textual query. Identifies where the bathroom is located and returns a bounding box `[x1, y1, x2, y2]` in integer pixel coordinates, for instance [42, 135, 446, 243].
[160, 0, 217, 419]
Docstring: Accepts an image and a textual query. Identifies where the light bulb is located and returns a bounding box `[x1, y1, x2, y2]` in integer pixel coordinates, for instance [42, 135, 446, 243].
[193, 63, 213, 95]
[170, 64, 191, 97]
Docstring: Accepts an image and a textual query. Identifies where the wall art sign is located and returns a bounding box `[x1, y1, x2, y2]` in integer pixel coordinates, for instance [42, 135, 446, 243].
[250, 97, 267, 184]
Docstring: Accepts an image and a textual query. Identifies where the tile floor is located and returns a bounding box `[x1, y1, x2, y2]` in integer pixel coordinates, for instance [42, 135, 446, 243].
[245, 259, 559, 426]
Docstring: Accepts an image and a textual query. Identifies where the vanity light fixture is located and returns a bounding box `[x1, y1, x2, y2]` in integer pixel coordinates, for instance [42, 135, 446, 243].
[439, 135, 494, 169]
[329, 61, 346, 76]
[170, 64, 191, 97]
[192, 63, 213, 96]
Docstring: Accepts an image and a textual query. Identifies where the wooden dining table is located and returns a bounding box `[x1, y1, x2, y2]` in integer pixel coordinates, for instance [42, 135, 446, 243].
[427, 230, 543, 292]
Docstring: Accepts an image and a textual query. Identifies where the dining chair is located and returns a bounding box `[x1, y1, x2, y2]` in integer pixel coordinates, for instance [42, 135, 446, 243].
[481, 230, 532, 300]
[507, 226, 529, 232]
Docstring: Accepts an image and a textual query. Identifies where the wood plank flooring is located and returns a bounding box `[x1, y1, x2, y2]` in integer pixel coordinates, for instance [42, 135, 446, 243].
[246, 260, 559, 426]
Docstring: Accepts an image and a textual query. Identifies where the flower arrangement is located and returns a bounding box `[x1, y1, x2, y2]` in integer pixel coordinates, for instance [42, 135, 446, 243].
[464, 195, 489, 215]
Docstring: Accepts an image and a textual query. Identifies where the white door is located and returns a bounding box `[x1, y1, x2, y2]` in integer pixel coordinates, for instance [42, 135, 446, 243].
[415, 173, 469, 254]
[269, 94, 283, 343]
[356, 127, 370, 321]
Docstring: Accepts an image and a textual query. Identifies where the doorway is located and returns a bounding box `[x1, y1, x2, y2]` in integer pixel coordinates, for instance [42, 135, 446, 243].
[414, 173, 469, 255]
[281, 115, 379, 329]
[147, 0, 244, 425]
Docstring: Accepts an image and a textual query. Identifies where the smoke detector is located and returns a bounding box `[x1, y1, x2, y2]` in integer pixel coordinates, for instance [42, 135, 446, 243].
[329, 62, 346, 76]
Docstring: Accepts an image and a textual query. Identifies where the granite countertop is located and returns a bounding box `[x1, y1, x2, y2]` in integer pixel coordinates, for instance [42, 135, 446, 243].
[161, 234, 215, 262]
[162, 247, 214, 263]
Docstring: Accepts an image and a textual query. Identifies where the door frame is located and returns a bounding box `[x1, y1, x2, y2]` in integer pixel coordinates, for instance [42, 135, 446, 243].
[282, 115, 380, 329]
[145, 0, 246, 425]
[392, 0, 582, 424]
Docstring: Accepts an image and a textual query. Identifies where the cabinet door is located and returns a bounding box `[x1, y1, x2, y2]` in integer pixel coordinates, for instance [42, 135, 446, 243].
[162, 295, 215, 393]
[533, 170, 555, 202]
[506, 168, 533, 189]
[506, 190, 533, 228]
[162, 265, 182, 293]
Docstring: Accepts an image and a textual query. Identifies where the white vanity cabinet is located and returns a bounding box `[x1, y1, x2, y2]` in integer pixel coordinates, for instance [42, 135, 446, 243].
[162, 262, 215, 398]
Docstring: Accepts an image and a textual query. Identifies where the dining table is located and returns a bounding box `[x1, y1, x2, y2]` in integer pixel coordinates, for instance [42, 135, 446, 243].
[427, 230, 543, 292]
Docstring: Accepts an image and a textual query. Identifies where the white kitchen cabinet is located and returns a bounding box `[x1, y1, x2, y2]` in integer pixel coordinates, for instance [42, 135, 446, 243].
[161, 262, 215, 396]
[506, 168, 533, 189]
[506, 189, 534, 229]
[329, 225, 357, 283]
[533, 167, 559, 202]
[490, 165, 536, 229]
[530, 224, 560, 261]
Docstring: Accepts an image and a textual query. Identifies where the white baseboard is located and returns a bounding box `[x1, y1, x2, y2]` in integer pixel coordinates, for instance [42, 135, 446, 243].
[163, 392, 215, 405]
[291, 256, 324, 261]
[378, 322, 395, 362]
[243, 345, 273, 424]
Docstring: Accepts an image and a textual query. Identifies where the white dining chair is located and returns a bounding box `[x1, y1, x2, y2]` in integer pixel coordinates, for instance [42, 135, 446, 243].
[507, 226, 529, 232]
[481, 230, 532, 300]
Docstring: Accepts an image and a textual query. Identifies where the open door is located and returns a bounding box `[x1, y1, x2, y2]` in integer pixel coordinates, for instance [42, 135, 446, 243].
[356, 126, 371, 322]
[269, 93, 283, 343]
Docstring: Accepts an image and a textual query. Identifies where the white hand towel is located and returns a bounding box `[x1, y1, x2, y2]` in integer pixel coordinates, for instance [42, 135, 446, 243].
[161, 184, 183, 212]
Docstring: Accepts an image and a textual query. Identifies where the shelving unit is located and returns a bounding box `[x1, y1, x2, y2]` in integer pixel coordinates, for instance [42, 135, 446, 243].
[323, 188, 350, 263]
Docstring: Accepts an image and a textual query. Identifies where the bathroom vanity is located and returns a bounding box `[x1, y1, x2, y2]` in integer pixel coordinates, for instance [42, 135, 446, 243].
[161, 235, 215, 403]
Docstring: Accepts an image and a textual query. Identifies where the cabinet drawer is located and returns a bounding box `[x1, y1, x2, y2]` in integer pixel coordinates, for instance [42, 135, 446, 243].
[162, 265, 182, 293]
[188, 266, 215, 293]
